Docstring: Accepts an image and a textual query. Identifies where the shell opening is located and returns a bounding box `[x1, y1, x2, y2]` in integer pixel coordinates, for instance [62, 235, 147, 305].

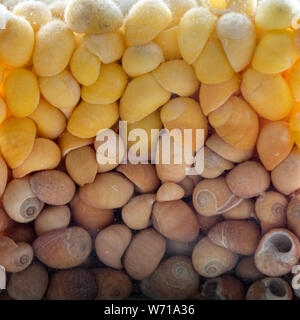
[203, 281, 222, 300]
[268, 279, 287, 298]
[270, 233, 292, 253]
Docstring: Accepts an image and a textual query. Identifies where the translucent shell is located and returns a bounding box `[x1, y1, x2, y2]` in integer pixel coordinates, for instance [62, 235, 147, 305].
[4, 69, 40, 118]
[120, 73, 171, 122]
[70, 46, 101, 86]
[12, 138, 61, 178]
[241, 68, 293, 121]
[67, 101, 119, 138]
[160, 97, 208, 151]
[255, 0, 300, 30]
[33, 20, 75, 77]
[82, 31, 125, 64]
[127, 109, 162, 156]
[286, 59, 300, 101]
[153, 60, 199, 97]
[122, 42, 164, 78]
[252, 30, 298, 75]
[153, 26, 181, 61]
[0, 117, 36, 168]
[64, 0, 123, 34]
[13, 1, 52, 32]
[164, 0, 197, 28]
[39, 70, 80, 110]
[193, 36, 234, 85]
[178, 7, 217, 64]
[200, 73, 240, 115]
[208, 96, 259, 150]
[28, 98, 66, 140]
[0, 96, 7, 126]
[226, 0, 257, 16]
[216, 12, 256, 72]
[65, 146, 97, 186]
[124, 0, 172, 47]
[81, 63, 127, 105]
[257, 121, 294, 171]
[0, 16, 34, 68]
[58, 130, 94, 157]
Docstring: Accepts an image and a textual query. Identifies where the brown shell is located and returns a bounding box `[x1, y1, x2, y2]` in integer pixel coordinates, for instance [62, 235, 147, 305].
[255, 191, 287, 234]
[140, 256, 200, 300]
[192, 237, 238, 278]
[5, 223, 36, 243]
[192, 177, 238, 216]
[34, 205, 71, 236]
[287, 197, 300, 238]
[33, 227, 92, 269]
[3, 177, 44, 223]
[271, 147, 300, 195]
[206, 133, 253, 163]
[124, 228, 166, 280]
[152, 200, 200, 243]
[47, 269, 98, 300]
[29, 170, 76, 205]
[201, 147, 234, 179]
[92, 268, 133, 300]
[235, 256, 264, 282]
[225, 161, 270, 199]
[116, 163, 160, 193]
[201, 275, 244, 300]
[254, 228, 300, 276]
[208, 220, 260, 255]
[70, 193, 113, 233]
[95, 224, 132, 269]
[79, 172, 134, 209]
[121, 193, 155, 230]
[223, 199, 254, 220]
[7, 262, 48, 300]
[156, 182, 184, 202]
[246, 277, 293, 300]
[0, 237, 33, 272]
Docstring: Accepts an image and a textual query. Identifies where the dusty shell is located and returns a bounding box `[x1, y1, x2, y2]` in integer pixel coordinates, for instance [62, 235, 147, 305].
[33, 226, 92, 269]
[79, 172, 134, 209]
[206, 133, 253, 163]
[225, 161, 270, 199]
[192, 177, 241, 216]
[29, 170, 76, 205]
[156, 182, 184, 202]
[116, 163, 160, 193]
[255, 191, 287, 234]
[124, 228, 166, 280]
[140, 256, 200, 300]
[47, 268, 98, 300]
[208, 220, 260, 255]
[92, 268, 133, 300]
[192, 237, 238, 278]
[70, 193, 114, 233]
[121, 193, 155, 230]
[95, 224, 132, 269]
[235, 256, 264, 282]
[254, 228, 300, 276]
[152, 200, 199, 242]
[246, 277, 293, 300]
[7, 262, 48, 300]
